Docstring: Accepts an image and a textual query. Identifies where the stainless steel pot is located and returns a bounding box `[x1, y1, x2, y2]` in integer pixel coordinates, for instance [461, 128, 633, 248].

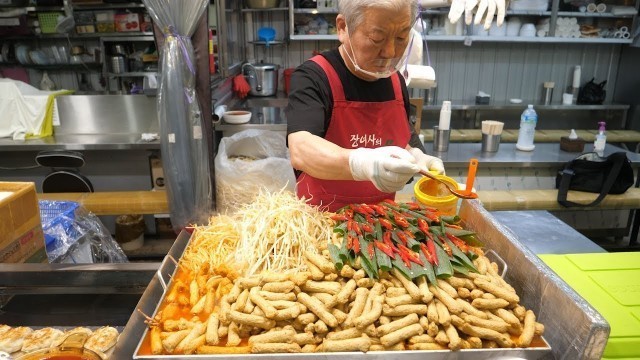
[242, 62, 279, 97]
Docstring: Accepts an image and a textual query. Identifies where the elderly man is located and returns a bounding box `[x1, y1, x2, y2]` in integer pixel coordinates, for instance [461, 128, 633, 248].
[286, 0, 446, 212]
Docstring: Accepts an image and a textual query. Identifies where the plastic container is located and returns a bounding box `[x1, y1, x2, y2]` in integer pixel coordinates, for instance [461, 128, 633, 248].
[516, 104, 538, 151]
[413, 175, 459, 216]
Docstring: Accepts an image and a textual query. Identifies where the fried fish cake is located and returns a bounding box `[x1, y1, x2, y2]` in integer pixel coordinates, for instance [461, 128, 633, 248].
[84, 326, 119, 354]
[0, 326, 33, 353]
[22, 327, 65, 353]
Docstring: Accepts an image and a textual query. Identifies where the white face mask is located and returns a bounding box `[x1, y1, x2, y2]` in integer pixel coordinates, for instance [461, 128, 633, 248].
[343, 24, 414, 79]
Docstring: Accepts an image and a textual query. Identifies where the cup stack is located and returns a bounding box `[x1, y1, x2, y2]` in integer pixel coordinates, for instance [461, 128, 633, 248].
[481, 120, 504, 152]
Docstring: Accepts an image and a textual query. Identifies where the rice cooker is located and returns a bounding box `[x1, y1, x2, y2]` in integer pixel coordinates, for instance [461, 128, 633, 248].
[242, 63, 279, 97]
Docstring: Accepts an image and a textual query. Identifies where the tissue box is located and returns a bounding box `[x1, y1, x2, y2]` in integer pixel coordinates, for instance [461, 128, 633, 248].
[560, 136, 586, 152]
[0, 182, 46, 263]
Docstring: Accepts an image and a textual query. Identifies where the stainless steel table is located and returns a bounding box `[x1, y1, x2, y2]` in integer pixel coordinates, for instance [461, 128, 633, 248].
[491, 210, 606, 254]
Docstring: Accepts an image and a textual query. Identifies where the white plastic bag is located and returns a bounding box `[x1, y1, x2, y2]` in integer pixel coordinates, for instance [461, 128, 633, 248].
[215, 129, 296, 214]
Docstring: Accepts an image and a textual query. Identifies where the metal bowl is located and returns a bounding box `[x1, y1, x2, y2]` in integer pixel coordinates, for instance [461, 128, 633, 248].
[246, 0, 279, 9]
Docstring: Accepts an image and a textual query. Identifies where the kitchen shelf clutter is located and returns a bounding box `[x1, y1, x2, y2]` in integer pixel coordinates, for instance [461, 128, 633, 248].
[0, 0, 158, 94]
[287, 0, 639, 44]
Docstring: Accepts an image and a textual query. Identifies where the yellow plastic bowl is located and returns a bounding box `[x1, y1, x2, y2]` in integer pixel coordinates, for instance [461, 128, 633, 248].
[413, 174, 459, 216]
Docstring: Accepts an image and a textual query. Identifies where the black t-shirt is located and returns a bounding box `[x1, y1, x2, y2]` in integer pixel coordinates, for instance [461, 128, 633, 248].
[285, 49, 424, 152]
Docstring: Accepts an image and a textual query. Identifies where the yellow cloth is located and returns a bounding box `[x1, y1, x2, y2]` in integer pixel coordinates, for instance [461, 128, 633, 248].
[25, 90, 74, 139]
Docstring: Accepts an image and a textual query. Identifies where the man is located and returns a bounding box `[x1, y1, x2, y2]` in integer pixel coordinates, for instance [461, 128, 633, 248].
[286, 0, 445, 212]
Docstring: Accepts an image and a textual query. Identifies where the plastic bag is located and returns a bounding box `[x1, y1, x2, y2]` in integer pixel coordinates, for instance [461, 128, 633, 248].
[577, 78, 607, 105]
[215, 129, 296, 214]
[40, 201, 128, 263]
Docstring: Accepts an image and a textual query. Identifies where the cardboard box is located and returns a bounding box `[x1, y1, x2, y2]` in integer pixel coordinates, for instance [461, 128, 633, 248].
[0, 182, 46, 263]
[114, 13, 140, 32]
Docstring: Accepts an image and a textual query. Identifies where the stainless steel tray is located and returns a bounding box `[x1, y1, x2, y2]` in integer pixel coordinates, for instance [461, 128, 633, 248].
[114, 200, 608, 359]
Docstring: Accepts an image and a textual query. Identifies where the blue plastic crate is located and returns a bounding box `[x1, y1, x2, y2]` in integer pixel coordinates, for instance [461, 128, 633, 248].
[39, 200, 80, 253]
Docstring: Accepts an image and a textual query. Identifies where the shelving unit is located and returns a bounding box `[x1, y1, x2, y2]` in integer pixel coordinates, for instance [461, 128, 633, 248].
[0, 1, 157, 94]
[287, 0, 639, 43]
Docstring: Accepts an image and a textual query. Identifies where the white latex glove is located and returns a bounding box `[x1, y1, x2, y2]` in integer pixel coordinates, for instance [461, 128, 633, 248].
[447, 0, 506, 29]
[349, 146, 419, 193]
[408, 148, 446, 175]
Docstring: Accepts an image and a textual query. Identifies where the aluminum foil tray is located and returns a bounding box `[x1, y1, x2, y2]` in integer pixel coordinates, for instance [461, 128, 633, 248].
[114, 200, 608, 359]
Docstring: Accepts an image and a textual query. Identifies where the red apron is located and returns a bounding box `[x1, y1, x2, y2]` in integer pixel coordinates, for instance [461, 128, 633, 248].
[297, 55, 411, 212]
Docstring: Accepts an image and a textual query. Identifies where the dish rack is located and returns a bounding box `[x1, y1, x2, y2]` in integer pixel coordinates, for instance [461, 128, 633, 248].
[37, 12, 64, 34]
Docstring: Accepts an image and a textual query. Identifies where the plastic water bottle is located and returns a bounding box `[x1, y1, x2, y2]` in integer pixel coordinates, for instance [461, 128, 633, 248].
[516, 104, 538, 151]
[594, 121, 606, 155]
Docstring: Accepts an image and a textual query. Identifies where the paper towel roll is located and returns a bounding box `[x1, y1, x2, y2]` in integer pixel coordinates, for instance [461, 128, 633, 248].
[596, 3, 606, 13]
[405, 64, 436, 89]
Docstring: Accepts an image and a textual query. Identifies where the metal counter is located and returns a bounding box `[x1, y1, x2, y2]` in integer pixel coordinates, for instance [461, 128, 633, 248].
[423, 143, 640, 168]
[0, 134, 161, 151]
[491, 210, 606, 254]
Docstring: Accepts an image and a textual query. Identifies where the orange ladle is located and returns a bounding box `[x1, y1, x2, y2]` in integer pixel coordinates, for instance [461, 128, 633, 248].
[462, 158, 479, 196]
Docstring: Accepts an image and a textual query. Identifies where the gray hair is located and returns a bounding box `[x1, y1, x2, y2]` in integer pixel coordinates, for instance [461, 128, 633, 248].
[338, 0, 418, 31]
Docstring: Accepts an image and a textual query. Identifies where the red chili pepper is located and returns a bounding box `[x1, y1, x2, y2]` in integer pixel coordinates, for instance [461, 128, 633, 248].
[446, 233, 470, 253]
[397, 248, 411, 267]
[347, 234, 356, 250]
[379, 218, 393, 231]
[360, 204, 376, 215]
[331, 214, 349, 222]
[444, 223, 463, 230]
[426, 238, 439, 265]
[417, 218, 430, 235]
[438, 236, 453, 257]
[382, 199, 398, 207]
[423, 211, 440, 223]
[343, 209, 354, 219]
[405, 202, 422, 211]
[374, 241, 395, 259]
[404, 229, 415, 239]
[365, 214, 375, 225]
[383, 231, 394, 248]
[398, 244, 424, 266]
[348, 221, 362, 236]
[393, 212, 409, 228]
[395, 230, 408, 246]
[420, 243, 436, 265]
[353, 236, 361, 254]
[361, 223, 373, 233]
[354, 205, 369, 216]
[368, 243, 375, 258]
[370, 204, 387, 216]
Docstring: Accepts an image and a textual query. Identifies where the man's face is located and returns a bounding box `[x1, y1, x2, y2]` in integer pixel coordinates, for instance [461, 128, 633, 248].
[340, 6, 413, 80]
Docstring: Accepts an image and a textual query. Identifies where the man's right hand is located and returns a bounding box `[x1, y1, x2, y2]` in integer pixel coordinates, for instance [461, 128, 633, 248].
[349, 146, 419, 193]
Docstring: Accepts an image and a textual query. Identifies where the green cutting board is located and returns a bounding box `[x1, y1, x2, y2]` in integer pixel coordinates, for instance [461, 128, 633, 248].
[539, 253, 640, 359]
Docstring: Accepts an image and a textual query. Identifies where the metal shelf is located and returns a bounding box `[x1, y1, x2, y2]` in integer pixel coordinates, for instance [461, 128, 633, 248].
[422, 35, 633, 44]
[557, 11, 635, 18]
[423, 102, 629, 111]
[248, 40, 285, 46]
[108, 72, 156, 77]
[290, 34, 338, 40]
[0, 62, 103, 71]
[72, 2, 146, 10]
[293, 8, 338, 14]
[241, 7, 289, 12]
[5, 32, 154, 40]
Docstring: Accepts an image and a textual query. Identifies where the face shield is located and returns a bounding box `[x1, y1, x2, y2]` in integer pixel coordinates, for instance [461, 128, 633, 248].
[343, 22, 417, 79]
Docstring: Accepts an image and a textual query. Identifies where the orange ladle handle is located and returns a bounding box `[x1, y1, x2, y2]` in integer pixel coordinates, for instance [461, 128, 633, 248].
[464, 158, 479, 194]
